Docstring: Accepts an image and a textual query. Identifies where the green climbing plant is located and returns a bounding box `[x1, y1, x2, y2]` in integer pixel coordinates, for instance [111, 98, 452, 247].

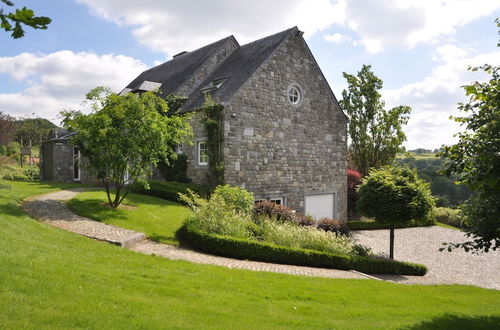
[200, 95, 224, 190]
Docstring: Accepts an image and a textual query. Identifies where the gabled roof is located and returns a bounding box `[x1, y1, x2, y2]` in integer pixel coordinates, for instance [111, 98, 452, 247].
[124, 35, 238, 96]
[182, 27, 298, 111]
[43, 128, 77, 142]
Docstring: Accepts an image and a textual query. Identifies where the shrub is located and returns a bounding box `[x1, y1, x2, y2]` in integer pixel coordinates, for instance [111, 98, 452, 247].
[179, 187, 253, 239]
[434, 207, 461, 228]
[0, 164, 39, 181]
[132, 180, 208, 203]
[180, 224, 428, 276]
[158, 153, 190, 183]
[297, 214, 316, 226]
[213, 184, 254, 215]
[316, 218, 350, 236]
[253, 201, 298, 223]
[259, 218, 355, 256]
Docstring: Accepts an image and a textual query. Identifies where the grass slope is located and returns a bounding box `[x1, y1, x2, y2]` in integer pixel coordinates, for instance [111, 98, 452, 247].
[1, 181, 499, 329]
[67, 191, 190, 245]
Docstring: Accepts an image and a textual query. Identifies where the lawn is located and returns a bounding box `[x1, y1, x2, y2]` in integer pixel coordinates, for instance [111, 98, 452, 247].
[66, 190, 190, 245]
[1, 180, 499, 329]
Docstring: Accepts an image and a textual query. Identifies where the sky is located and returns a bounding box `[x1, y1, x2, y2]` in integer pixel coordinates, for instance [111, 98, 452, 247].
[1, 0, 499, 150]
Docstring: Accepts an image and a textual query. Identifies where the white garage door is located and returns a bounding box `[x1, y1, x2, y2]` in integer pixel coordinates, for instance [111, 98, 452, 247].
[305, 194, 335, 219]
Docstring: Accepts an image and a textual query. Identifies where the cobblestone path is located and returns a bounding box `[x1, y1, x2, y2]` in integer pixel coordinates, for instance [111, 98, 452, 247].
[21, 189, 368, 280]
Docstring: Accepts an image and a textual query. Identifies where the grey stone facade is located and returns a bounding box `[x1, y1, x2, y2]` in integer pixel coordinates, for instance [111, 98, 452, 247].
[221, 33, 347, 219]
[44, 27, 348, 220]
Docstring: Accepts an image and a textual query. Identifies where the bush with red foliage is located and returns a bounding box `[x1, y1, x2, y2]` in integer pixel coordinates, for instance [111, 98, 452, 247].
[347, 168, 362, 218]
[316, 218, 350, 236]
[253, 201, 298, 223]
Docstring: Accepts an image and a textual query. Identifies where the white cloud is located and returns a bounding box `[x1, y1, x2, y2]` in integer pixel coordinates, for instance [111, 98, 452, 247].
[0, 51, 148, 121]
[336, 0, 500, 53]
[76, 0, 499, 55]
[383, 46, 500, 149]
[76, 0, 341, 57]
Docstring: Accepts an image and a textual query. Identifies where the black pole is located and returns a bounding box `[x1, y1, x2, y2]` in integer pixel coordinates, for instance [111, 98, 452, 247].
[389, 222, 395, 259]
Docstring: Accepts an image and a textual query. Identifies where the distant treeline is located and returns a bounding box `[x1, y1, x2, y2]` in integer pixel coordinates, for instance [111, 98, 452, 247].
[396, 152, 471, 208]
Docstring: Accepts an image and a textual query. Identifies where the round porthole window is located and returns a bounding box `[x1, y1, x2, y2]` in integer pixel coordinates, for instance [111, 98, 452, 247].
[287, 85, 301, 105]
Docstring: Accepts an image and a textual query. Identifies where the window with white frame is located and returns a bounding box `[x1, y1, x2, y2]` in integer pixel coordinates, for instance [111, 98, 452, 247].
[176, 144, 183, 154]
[287, 85, 301, 105]
[197, 141, 208, 166]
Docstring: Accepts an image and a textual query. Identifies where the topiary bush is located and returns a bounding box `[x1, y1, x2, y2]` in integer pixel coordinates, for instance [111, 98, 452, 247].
[357, 166, 435, 259]
[316, 218, 350, 236]
[434, 207, 461, 228]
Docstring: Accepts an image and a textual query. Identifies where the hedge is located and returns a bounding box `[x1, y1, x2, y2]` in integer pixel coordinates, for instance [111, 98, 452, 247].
[132, 180, 208, 204]
[348, 220, 435, 231]
[180, 225, 427, 276]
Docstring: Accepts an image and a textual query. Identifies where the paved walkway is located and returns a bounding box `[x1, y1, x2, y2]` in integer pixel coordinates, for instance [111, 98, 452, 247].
[353, 227, 500, 290]
[21, 189, 368, 280]
[22, 189, 500, 289]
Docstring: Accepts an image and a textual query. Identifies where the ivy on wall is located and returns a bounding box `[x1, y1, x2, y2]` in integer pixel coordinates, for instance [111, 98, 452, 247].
[200, 95, 224, 190]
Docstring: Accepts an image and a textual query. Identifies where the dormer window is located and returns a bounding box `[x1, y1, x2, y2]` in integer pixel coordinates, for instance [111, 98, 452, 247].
[201, 76, 228, 94]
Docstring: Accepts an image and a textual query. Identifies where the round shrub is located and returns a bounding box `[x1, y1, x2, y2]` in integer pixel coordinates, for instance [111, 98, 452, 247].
[297, 214, 316, 226]
[316, 218, 350, 236]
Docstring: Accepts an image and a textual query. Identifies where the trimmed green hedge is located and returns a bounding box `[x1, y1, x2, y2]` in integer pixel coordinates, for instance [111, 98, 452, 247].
[132, 180, 208, 204]
[348, 220, 434, 231]
[180, 225, 427, 276]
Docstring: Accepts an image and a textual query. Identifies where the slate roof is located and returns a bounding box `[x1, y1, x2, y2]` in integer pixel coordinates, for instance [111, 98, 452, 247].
[182, 27, 297, 111]
[44, 128, 77, 142]
[124, 35, 238, 96]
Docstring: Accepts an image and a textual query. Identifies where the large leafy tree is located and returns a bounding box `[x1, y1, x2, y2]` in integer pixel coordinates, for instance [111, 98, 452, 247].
[440, 20, 500, 252]
[341, 65, 411, 176]
[0, 0, 51, 38]
[61, 87, 192, 208]
[357, 166, 435, 259]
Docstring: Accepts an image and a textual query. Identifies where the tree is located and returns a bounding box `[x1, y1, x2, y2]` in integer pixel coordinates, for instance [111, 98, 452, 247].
[440, 19, 500, 252]
[0, 111, 15, 145]
[61, 87, 192, 208]
[0, 0, 51, 38]
[15, 117, 57, 145]
[357, 166, 435, 259]
[340, 65, 411, 176]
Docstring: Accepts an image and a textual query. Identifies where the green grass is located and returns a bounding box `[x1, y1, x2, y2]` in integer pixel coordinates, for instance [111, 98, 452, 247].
[1, 180, 500, 329]
[67, 190, 191, 245]
[436, 221, 461, 230]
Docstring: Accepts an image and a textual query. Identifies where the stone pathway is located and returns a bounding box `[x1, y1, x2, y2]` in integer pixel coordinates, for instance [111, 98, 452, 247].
[21, 189, 368, 280]
[21, 189, 500, 289]
[353, 227, 500, 290]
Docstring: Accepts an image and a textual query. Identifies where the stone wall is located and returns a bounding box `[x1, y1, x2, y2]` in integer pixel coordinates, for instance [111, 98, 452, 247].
[176, 38, 239, 97]
[183, 111, 209, 185]
[222, 31, 348, 220]
[52, 142, 75, 182]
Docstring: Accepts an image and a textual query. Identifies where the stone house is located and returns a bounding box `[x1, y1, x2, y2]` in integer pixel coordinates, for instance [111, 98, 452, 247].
[41, 27, 348, 220]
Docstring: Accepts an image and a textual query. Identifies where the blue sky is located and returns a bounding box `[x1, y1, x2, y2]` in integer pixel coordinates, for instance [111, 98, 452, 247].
[1, 0, 499, 149]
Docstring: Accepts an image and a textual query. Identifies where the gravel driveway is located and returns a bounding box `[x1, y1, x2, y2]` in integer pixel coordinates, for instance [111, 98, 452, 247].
[353, 226, 500, 290]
